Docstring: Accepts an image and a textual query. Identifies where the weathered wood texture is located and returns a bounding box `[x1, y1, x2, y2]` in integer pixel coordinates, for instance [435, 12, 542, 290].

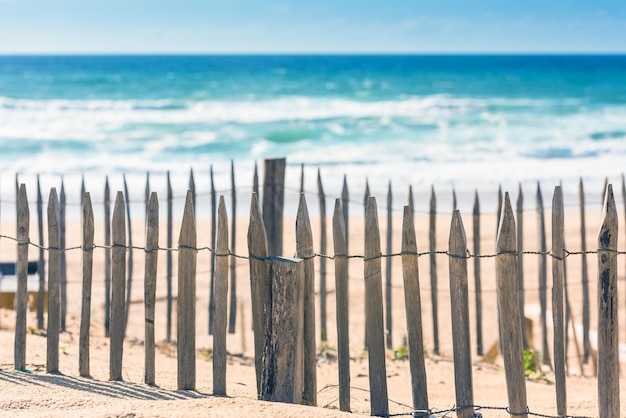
[122, 175, 133, 337]
[364, 196, 389, 417]
[247, 193, 269, 396]
[448, 210, 474, 418]
[104, 177, 111, 338]
[551, 186, 567, 416]
[580, 178, 589, 363]
[60, 182, 67, 332]
[213, 196, 229, 396]
[296, 194, 317, 406]
[209, 166, 216, 335]
[110, 192, 126, 381]
[472, 190, 483, 356]
[333, 199, 350, 412]
[385, 181, 393, 349]
[597, 185, 619, 418]
[47, 188, 61, 374]
[79, 192, 94, 377]
[166, 171, 173, 342]
[536, 183, 551, 367]
[229, 161, 237, 334]
[253, 161, 259, 196]
[400, 206, 429, 414]
[317, 170, 327, 342]
[341, 176, 349, 254]
[363, 179, 370, 349]
[189, 168, 196, 214]
[178, 191, 196, 390]
[14, 184, 29, 371]
[144, 193, 159, 385]
[516, 183, 525, 348]
[262, 157, 286, 256]
[36, 176, 45, 329]
[429, 186, 439, 354]
[261, 257, 305, 405]
[496, 193, 527, 418]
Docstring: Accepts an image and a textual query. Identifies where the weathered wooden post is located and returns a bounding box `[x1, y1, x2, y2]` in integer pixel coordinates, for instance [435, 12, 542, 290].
[472, 190, 483, 356]
[536, 183, 550, 367]
[317, 169, 327, 342]
[516, 183, 525, 347]
[166, 171, 173, 342]
[214, 196, 229, 396]
[247, 193, 269, 396]
[47, 188, 61, 374]
[449, 210, 474, 418]
[209, 165, 216, 335]
[551, 186, 566, 416]
[79, 192, 94, 378]
[110, 192, 126, 381]
[14, 184, 29, 371]
[228, 161, 237, 334]
[401, 206, 429, 414]
[104, 177, 111, 338]
[429, 185, 439, 354]
[333, 199, 350, 412]
[122, 175, 133, 337]
[385, 181, 393, 349]
[496, 193, 527, 418]
[364, 196, 389, 417]
[59, 181, 67, 332]
[178, 191, 196, 390]
[579, 178, 590, 364]
[296, 194, 317, 406]
[261, 257, 305, 405]
[597, 184, 619, 418]
[144, 192, 158, 385]
[262, 158, 286, 256]
[36, 176, 45, 330]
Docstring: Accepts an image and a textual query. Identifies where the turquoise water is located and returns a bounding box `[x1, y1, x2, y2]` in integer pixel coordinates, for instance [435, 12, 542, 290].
[1, 55, 626, 207]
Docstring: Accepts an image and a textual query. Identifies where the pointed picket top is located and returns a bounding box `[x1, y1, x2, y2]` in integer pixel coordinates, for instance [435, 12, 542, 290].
[80, 175, 86, 208]
[180, 191, 196, 246]
[365, 196, 380, 251]
[536, 182, 544, 210]
[296, 194, 313, 253]
[452, 188, 458, 212]
[300, 163, 305, 194]
[408, 185, 414, 217]
[602, 177, 608, 205]
[217, 196, 228, 253]
[473, 190, 479, 215]
[145, 172, 151, 213]
[317, 168, 325, 196]
[600, 184, 617, 243]
[248, 193, 268, 256]
[333, 199, 347, 253]
[402, 205, 417, 254]
[364, 179, 370, 212]
[621, 174, 625, 213]
[83, 192, 94, 244]
[341, 175, 349, 239]
[342, 175, 349, 205]
[449, 210, 467, 256]
[105, 176, 110, 202]
[253, 161, 259, 196]
[497, 192, 516, 251]
[517, 183, 523, 211]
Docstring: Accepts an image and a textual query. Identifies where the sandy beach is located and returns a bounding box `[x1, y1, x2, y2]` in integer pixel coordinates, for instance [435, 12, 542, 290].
[0, 194, 625, 417]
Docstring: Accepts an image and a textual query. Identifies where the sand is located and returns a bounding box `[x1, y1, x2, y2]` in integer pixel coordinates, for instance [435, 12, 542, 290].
[0, 200, 625, 417]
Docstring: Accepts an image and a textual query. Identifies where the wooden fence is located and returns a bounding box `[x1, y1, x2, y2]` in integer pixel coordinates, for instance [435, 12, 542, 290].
[0, 161, 624, 417]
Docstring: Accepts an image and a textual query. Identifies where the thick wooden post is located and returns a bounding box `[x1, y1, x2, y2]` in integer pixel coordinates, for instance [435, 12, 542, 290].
[228, 161, 237, 334]
[296, 194, 317, 406]
[36, 176, 45, 330]
[385, 181, 393, 349]
[104, 177, 111, 338]
[579, 178, 590, 364]
[247, 193, 269, 396]
[536, 183, 550, 367]
[496, 193, 527, 418]
[429, 185, 439, 354]
[401, 206, 429, 414]
[79, 192, 94, 378]
[472, 190, 483, 356]
[214, 196, 229, 396]
[166, 171, 173, 342]
[59, 181, 67, 332]
[597, 184, 619, 418]
[262, 158, 286, 256]
[144, 193, 159, 385]
[449, 210, 473, 418]
[317, 170, 327, 342]
[516, 183, 525, 348]
[14, 184, 29, 371]
[551, 186, 566, 416]
[122, 175, 133, 337]
[178, 191, 196, 390]
[364, 196, 389, 417]
[47, 188, 61, 374]
[209, 166, 217, 335]
[333, 199, 350, 412]
[110, 192, 126, 381]
[261, 257, 305, 405]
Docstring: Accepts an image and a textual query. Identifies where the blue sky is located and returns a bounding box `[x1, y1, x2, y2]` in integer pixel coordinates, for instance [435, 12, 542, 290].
[0, 0, 625, 53]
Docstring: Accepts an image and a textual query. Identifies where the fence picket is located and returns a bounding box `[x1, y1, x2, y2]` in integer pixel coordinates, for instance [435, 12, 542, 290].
[14, 184, 29, 371]
[262, 158, 286, 257]
[229, 161, 237, 334]
[449, 210, 473, 418]
[47, 188, 61, 374]
[364, 196, 389, 417]
[579, 178, 590, 364]
[144, 192, 158, 385]
[178, 191, 196, 390]
[536, 183, 551, 367]
[104, 177, 111, 338]
[516, 183, 525, 348]
[166, 171, 173, 342]
[401, 206, 429, 414]
[110, 191, 126, 381]
[317, 169, 327, 342]
[332, 199, 350, 412]
[496, 192, 528, 418]
[79, 192, 94, 378]
[36, 176, 45, 330]
[429, 185, 439, 354]
[472, 190, 482, 356]
[247, 193, 269, 396]
[214, 196, 229, 396]
[597, 184, 619, 418]
[385, 181, 393, 349]
[296, 194, 317, 406]
[209, 166, 216, 335]
[551, 186, 567, 416]
[189, 168, 196, 214]
[122, 175, 133, 337]
[60, 181, 67, 332]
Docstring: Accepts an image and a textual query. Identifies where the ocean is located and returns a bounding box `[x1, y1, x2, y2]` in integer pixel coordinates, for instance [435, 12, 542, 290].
[1, 54, 626, 216]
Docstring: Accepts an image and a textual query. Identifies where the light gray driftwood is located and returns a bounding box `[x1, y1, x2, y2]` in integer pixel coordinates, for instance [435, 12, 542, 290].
[401, 206, 429, 414]
[178, 191, 197, 390]
[36, 176, 45, 329]
[144, 192, 159, 385]
[104, 177, 111, 338]
[472, 190, 483, 356]
[449, 210, 474, 418]
[364, 196, 389, 417]
[496, 193, 527, 418]
[597, 184, 619, 418]
[213, 196, 229, 396]
[47, 188, 61, 374]
[551, 186, 566, 416]
[110, 192, 126, 381]
[79, 192, 94, 377]
[317, 169, 327, 342]
[333, 199, 350, 412]
[14, 184, 29, 371]
[247, 193, 269, 396]
[296, 194, 317, 406]
[429, 185, 439, 354]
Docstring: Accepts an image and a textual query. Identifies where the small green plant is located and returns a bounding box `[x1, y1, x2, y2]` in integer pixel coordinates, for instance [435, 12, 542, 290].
[197, 347, 213, 361]
[523, 348, 551, 383]
[394, 336, 409, 360]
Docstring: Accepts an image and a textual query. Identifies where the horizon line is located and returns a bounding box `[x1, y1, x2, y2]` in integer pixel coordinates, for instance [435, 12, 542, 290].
[1, 51, 626, 56]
